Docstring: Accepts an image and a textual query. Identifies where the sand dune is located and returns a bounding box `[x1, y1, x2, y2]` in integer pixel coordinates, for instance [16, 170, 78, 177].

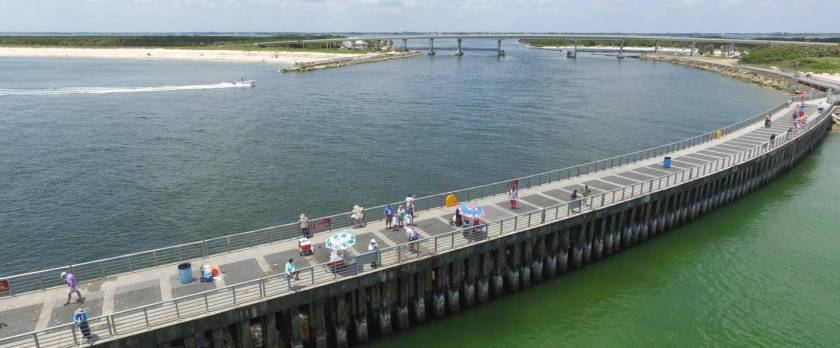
[0, 47, 363, 65]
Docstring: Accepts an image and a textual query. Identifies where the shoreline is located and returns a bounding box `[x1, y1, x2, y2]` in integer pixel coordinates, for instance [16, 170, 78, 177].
[0, 46, 363, 65]
[640, 54, 796, 91]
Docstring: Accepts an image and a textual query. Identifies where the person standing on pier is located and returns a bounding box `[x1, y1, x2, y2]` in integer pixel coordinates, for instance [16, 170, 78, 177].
[764, 113, 772, 128]
[397, 205, 406, 228]
[299, 214, 311, 238]
[384, 205, 394, 229]
[508, 186, 519, 209]
[405, 194, 416, 218]
[61, 272, 83, 306]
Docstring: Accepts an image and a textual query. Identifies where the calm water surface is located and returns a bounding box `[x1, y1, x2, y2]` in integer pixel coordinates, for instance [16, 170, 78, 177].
[1, 44, 785, 276]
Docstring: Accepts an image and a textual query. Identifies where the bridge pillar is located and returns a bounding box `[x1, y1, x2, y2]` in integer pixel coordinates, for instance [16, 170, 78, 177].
[497, 40, 505, 57]
[402, 38, 408, 52]
[545, 230, 559, 276]
[521, 238, 532, 288]
[618, 39, 625, 59]
[237, 320, 254, 348]
[690, 41, 696, 56]
[654, 40, 659, 53]
[558, 228, 570, 272]
[455, 38, 464, 56]
[211, 328, 225, 348]
[413, 270, 428, 324]
[379, 280, 394, 336]
[428, 38, 436, 56]
[464, 254, 478, 306]
[334, 295, 349, 348]
[289, 307, 304, 348]
[353, 288, 368, 343]
[533, 234, 546, 282]
[567, 46, 577, 59]
[448, 261, 462, 312]
[492, 245, 505, 296]
[477, 252, 491, 303]
[433, 265, 447, 317]
[397, 276, 410, 330]
[312, 300, 328, 348]
[506, 243, 521, 291]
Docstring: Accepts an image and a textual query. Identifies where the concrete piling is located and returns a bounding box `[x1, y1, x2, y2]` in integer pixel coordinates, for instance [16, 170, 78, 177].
[334, 296, 348, 348]
[353, 289, 368, 343]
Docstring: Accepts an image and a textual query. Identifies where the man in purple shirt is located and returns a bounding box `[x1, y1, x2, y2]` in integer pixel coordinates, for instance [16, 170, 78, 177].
[61, 272, 83, 306]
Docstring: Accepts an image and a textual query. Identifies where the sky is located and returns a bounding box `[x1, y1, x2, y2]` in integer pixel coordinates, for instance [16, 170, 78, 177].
[0, 0, 837, 33]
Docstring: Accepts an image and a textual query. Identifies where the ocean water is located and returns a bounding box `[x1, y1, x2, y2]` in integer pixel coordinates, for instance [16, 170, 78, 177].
[0, 43, 786, 277]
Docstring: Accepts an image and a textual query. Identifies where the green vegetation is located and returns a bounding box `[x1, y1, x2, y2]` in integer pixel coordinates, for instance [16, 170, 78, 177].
[0, 35, 357, 52]
[520, 38, 692, 48]
[740, 44, 840, 73]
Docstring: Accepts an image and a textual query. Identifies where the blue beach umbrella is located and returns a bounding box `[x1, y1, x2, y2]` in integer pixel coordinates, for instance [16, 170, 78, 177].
[325, 231, 357, 251]
[458, 203, 486, 219]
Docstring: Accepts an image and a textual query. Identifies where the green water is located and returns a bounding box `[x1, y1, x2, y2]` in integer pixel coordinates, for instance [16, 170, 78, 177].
[365, 133, 840, 347]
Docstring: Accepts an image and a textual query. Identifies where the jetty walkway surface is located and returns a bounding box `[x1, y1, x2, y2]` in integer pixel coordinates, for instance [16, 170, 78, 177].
[0, 100, 826, 347]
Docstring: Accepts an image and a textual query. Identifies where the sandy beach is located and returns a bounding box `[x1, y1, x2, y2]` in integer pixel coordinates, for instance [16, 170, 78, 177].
[0, 47, 363, 65]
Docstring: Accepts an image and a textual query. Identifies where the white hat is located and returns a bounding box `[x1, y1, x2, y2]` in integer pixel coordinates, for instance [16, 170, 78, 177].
[60, 271, 67, 278]
[370, 239, 377, 244]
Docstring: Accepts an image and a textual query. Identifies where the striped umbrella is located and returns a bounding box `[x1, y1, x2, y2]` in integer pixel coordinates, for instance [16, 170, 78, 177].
[325, 231, 357, 251]
[458, 203, 486, 219]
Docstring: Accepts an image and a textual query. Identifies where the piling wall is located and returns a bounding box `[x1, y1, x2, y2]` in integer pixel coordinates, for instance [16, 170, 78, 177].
[101, 111, 833, 348]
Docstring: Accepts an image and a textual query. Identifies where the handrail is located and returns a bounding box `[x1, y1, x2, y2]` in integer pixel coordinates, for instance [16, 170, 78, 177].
[1, 104, 834, 348]
[0, 100, 795, 297]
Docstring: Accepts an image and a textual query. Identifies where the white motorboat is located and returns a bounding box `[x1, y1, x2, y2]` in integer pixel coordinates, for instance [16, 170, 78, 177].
[232, 79, 256, 87]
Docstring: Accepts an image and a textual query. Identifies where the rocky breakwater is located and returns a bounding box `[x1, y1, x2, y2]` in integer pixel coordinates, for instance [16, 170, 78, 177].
[282, 51, 421, 73]
[641, 55, 792, 90]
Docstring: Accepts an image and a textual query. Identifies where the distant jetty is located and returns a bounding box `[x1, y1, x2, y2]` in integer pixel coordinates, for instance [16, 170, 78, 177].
[282, 51, 421, 72]
[641, 54, 795, 90]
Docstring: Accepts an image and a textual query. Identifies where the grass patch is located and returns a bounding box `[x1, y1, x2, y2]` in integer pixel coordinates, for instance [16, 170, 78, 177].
[0, 35, 371, 54]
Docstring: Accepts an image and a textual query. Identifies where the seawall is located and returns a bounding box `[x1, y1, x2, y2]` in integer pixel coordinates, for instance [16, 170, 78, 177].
[98, 106, 835, 348]
[640, 55, 794, 90]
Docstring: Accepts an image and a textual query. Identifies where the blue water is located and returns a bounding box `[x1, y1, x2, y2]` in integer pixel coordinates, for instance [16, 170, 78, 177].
[0, 44, 786, 275]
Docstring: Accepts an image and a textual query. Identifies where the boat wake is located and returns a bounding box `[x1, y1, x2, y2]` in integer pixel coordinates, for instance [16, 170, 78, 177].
[0, 82, 253, 96]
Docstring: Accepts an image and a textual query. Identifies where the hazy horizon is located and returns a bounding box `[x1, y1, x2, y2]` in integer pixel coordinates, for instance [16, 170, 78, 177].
[0, 0, 837, 33]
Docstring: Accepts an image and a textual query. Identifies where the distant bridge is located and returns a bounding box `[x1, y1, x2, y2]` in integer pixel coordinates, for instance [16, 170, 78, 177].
[256, 34, 838, 57]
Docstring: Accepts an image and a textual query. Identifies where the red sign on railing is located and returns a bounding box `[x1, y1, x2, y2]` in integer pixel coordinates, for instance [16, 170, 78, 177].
[0, 279, 9, 292]
[315, 218, 332, 230]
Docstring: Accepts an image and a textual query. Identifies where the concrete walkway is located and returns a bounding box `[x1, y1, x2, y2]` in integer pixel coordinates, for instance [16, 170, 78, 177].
[0, 101, 821, 346]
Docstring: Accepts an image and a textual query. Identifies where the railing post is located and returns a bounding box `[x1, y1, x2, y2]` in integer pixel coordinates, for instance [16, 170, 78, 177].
[71, 324, 79, 346]
[107, 314, 115, 336]
[311, 268, 315, 286]
[434, 236, 438, 254]
[514, 216, 518, 231]
[143, 307, 150, 327]
[202, 240, 208, 258]
[175, 298, 182, 318]
[397, 246, 402, 263]
[204, 292, 210, 311]
[32, 333, 41, 348]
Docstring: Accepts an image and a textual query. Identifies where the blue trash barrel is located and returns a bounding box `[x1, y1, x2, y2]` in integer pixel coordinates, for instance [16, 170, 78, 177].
[178, 263, 192, 284]
[663, 156, 672, 169]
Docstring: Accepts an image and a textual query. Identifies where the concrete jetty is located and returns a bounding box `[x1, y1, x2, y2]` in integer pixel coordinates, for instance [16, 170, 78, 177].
[0, 97, 835, 347]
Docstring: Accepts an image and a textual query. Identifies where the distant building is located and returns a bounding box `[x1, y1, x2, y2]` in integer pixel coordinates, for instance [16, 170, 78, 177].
[341, 40, 369, 50]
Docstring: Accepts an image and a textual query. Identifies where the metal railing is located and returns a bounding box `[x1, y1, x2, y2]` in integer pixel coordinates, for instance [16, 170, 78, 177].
[2, 104, 833, 348]
[0, 101, 795, 298]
